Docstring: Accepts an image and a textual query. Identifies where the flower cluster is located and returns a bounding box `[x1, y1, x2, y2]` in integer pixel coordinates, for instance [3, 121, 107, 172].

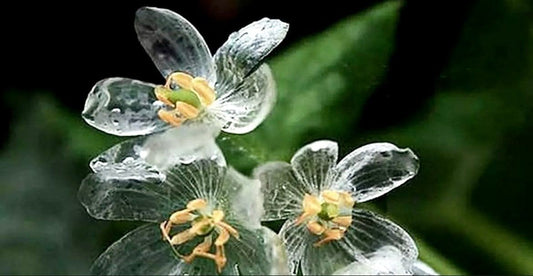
[79, 6, 437, 276]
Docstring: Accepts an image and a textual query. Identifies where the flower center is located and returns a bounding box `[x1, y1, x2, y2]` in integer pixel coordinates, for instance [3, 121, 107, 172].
[160, 198, 239, 273]
[155, 72, 216, 127]
[295, 190, 355, 247]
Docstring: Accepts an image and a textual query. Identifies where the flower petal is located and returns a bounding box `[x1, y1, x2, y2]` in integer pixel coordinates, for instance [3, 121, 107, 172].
[332, 246, 411, 275]
[412, 260, 438, 275]
[209, 64, 276, 134]
[91, 224, 182, 275]
[224, 167, 264, 228]
[135, 7, 215, 82]
[254, 161, 307, 221]
[79, 126, 224, 222]
[82, 77, 168, 136]
[284, 209, 417, 275]
[221, 225, 290, 275]
[214, 18, 288, 95]
[332, 143, 419, 203]
[290, 140, 338, 193]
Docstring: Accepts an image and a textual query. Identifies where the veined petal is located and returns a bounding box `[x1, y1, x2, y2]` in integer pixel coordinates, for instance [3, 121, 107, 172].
[91, 224, 181, 275]
[214, 18, 288, 95]
[332, 246, 411, 275]
[296, 209, 417, 275]
[254, 162, 307, 221]
[331, 143, 419, 203]
[209, 64, 276, 134]
[82, 77, 168, 136]
[290, 140, 338, 193]
[412, 260, 438, 275]
[278, 219, 309, 275]
[79, 126, 223, 222]
[224, 168, 264, 228]
[135, 7, 215, 83]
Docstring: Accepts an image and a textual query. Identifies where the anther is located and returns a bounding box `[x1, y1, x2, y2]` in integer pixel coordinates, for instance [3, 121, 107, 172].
[187, 198, 208, 210]
[191, 77, 216, 106]
[296, 194, 321, 225]
[171, 229, 196, 245]
[313, 229, 345, 247]
[176, 102, 200, 119]
[154, 86, 175, 107]
[321, 190, 340, 204]
[306, 221, 326, 235]
[332, 216, 352, 228]
[158, 109, 184, 127]
[169, 210, 192, 225]
[166, 72, 194, 90]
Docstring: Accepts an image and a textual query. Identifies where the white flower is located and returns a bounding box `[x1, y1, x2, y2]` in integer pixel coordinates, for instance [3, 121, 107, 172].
[255, 140, 420, 275]
[79, 139, 288, 275]
[82, 7, 288, 137]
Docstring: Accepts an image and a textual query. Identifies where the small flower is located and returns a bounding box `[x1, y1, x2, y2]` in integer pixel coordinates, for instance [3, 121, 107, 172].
[255, 140, 420, 275]
[82, 7, 288, 137]
[79, 140, 288, 275]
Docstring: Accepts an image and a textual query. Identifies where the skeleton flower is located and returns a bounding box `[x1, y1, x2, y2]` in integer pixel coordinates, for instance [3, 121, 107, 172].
[82, 7, 288, 137]
[255, 140, 420, 275]
[79, 133, 288, 275]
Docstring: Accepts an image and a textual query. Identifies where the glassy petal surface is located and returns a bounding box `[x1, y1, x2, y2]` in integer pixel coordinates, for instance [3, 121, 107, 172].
[214, 18, 288, 94]
[254, 162, 306, 221]
[332, 246, 411, 275]
[278, 219, 308, 275]
[412, 260, 438, 275]
[332, 143, 419, 203]
[290, 140, 338, 193]
[135, 7, 215, 82]
[91, 224, 181, 275]
[224, 168, 264, 228]
[82, 77, 168, 136]
[209, 64, 276, 134]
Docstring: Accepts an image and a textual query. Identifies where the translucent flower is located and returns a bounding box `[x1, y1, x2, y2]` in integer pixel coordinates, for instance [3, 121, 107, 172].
[79, 137, 288, 275]
[82, 7, 288, 137]
[255, 140, 420, 275]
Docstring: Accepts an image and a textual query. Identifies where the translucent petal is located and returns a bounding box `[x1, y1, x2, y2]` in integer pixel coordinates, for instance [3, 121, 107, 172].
[79, 127, 224, 221]
[254, 162, 307, 221]
[332, 246, 411, 275]
[290, 140, 338, 193]
[332, 143, 419, 203]
[82, 77, 168, 136]
[214, 18, 288, 95]
[224, 167, 264, 228]
[412, 260, 438, 275]
[209, 64, 276, 134]
[135, 7, 215, 82]
[282, 209, 417, 275]
[91, 224, 181, 275]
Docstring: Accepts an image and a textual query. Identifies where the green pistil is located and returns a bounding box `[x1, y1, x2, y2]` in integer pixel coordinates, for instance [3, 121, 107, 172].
[317, 202, 339, 221]
[156, 86, 202, 108]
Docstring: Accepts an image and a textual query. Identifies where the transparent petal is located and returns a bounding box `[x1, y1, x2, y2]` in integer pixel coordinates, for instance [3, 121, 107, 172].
[91, 224, 181, 275]
[278, 219, 308, 275]
[282, 208, 417, 275]
[254, 162, 307, 221]
[224, 167, 264, 228]
[214, 18, 288, 95]
[332, 143, 419, 203]
[209, 64, 276, 134]
[332, 246, 411, 275]
[135, 7, 215, 82]
[412, 260, 438, 275]
[82, 77, 168, 136]
[79, 127, 224, 221]
[290, 140, 338, 193]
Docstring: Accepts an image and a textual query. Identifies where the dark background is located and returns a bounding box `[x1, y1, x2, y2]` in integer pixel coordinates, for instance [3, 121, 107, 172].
[3, 0, 533, 274]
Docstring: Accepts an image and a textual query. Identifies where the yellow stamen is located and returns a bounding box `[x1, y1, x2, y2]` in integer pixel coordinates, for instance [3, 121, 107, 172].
[332, 216, 352, 228]
[182, 236, 213, 263]
[169, 209, 192, 225]
[166, 72, 194, 90]
[214, 245, 227, 273]
[171, 229, 196, 245]
[160, 221, 172, 242]
[212, 210, 224, 223]
[190, 219, 213, 236]
[187, 199, 208, 210]
[175, 102, 200, 119]
[306, 221, 326, 235]
[154, 86, 175, 107]
[322, 190, 340, 204]
[158, 109, 184, 127]
[217, 221, 239, 239]
[215, 228, 230, 246]
[313, 229, 345, 247]
[296, 194, 321, 225]
[339, 192, 355, 208]
[191, 77, 216, 106]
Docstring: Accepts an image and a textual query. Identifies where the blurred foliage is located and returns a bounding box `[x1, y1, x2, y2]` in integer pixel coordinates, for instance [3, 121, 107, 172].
[1, 0, 532, 274]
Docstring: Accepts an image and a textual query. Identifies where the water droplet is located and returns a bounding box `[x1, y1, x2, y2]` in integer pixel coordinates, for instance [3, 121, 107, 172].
[111, 108, 121, 113]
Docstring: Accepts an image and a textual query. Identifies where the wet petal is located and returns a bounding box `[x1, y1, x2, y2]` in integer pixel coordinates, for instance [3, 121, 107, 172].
[209, 64, 276, 134]
[214, 18, 288, 95]
[254, 162, 307, 221]
[412, 260, 438, 275]
[332, 246, 411, 275]
[135, 7, 215, 82]
[288, 209, 417, 275]
[224, 168, 264, 228]
[290, 140, 338, 193]
[221, 225, 290, 275]
[332, 143, 419, 203]
[278, 219, 309, 275]
[82, 77, 168, 136]
[79, 126, 223, 222]
[91, 224, 182, 275]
